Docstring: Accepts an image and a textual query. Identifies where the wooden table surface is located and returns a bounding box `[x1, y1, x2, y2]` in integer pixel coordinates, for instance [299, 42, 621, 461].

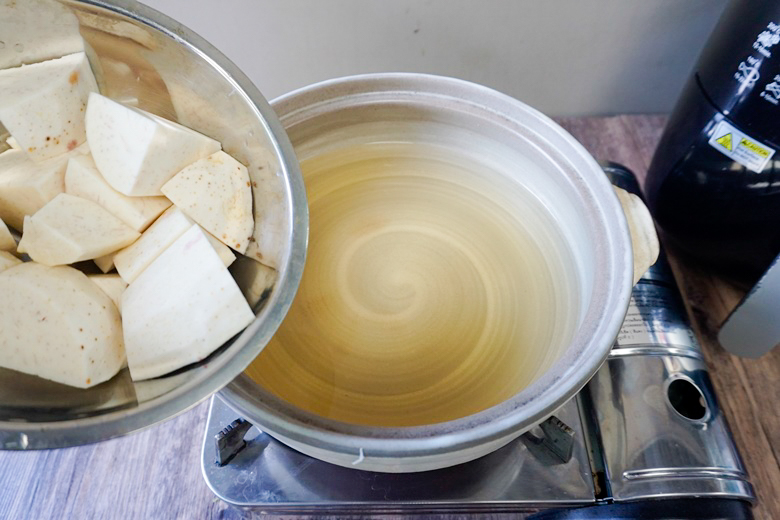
[1, 115, 778, 520]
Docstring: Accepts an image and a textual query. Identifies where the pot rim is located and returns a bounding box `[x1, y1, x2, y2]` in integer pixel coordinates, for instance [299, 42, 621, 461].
[221, 73, 632, 459]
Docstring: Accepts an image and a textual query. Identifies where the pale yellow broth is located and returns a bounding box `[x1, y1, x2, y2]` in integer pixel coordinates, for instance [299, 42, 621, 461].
[246, 141, 575, 427]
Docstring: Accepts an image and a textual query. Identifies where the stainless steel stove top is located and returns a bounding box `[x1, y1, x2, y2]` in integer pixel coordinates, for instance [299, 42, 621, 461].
[202, 393, 595, 514]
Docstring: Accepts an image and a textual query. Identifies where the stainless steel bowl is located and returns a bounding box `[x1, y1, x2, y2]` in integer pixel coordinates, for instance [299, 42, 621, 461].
[0, 0, 307, 449]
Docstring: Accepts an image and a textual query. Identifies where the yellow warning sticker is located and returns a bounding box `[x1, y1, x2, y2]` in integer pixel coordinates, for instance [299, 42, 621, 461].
[739, 137, 770, 157]
[716, 133, 733, 151]
[708, 120, 775, 172]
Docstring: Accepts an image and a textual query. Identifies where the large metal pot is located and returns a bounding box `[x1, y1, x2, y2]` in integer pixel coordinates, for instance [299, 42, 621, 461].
[221, 74, 635, 473]
[0, 0, 307, 449]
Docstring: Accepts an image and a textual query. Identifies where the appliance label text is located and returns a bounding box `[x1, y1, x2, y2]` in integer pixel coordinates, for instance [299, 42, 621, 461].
[708, 119, 775, 172]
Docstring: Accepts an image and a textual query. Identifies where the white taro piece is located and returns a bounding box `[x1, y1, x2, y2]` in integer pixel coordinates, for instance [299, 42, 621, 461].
[0, 262, 125, 388]
[16, 193, 140, 266]
[114, 206, 234, 284]
[88, 273, 128, 313]
[65, 154, 171, 232]
[85, 93, 221, 196]
[121, 225, 254, 381]
[161, 150, 254, 254]
[0, 144, 89, 231]
[0, 0, 85, 70]
[0, 216, 15, 251]
[93, 252, 117, 274]
[0, 52, 98, 162]
[0, 251, 21, 273]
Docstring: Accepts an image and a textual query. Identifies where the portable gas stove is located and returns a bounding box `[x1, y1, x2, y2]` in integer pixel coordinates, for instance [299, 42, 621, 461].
[200, 165, 756, 517]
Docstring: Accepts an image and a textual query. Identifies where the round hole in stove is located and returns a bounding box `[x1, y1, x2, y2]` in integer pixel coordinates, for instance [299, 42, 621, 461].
[667, 377, 708, 421]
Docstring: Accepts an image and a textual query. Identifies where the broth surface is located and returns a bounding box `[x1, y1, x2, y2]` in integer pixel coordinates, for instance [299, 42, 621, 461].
[246, 140, 575, 426]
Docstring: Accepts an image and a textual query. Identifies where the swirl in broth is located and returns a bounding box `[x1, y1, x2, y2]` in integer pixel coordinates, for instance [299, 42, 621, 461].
[246, 140, 578, 427]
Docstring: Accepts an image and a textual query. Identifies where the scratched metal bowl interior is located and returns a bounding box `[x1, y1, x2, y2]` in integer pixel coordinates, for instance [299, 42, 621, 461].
[0, 0, 306, 449]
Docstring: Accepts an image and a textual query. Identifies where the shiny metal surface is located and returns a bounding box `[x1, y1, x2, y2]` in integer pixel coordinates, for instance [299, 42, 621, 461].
[611, 274, 701, 358]
[585, 193, 754, 503]
[221, 73, 634, 473]
[522, 416, 576, 464]
[588, 351, 754, 502]
[215, 418, 252, 467]
[0, 0, 307, 449]
[201, 394, 595, 513]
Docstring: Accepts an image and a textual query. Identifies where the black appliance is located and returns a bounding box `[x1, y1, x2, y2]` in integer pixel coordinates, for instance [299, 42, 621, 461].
[645, 0, 780, 282]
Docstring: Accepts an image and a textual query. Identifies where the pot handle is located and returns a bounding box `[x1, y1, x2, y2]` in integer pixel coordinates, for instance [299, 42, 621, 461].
[614, 186, 660, 285]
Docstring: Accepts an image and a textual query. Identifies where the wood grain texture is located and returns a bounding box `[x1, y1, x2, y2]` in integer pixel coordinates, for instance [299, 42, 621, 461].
[0, 116, 777, 520]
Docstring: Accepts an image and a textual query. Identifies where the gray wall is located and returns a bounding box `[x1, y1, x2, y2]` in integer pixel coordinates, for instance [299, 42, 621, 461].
[144, 0, 728, 116]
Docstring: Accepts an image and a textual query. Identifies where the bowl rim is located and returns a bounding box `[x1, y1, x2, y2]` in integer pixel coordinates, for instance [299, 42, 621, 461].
[0, 0, 308, 450]
[220, 72, 633, 462]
